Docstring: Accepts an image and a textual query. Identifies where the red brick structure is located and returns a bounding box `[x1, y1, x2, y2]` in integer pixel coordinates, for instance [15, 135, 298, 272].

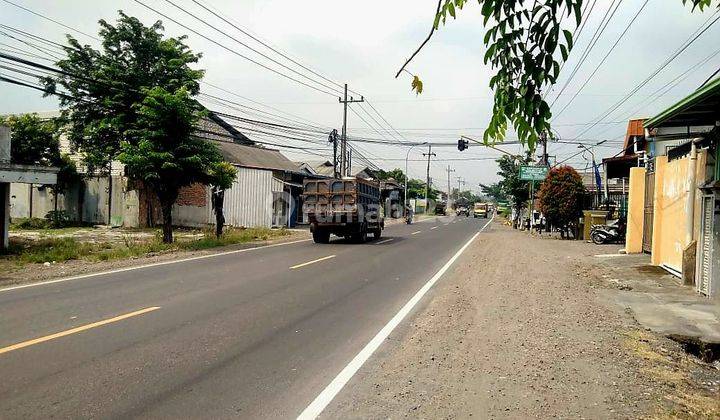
[176, 183, 207, 207]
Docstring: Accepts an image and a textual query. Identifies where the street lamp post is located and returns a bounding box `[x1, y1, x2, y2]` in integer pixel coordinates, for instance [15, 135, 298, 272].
[405, 142, 427, 216]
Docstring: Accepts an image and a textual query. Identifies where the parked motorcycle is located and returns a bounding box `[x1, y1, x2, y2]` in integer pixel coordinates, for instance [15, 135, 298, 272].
[590, 219, 626, 245]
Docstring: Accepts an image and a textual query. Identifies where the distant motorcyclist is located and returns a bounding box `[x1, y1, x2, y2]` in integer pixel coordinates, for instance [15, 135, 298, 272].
[405, 205, 414, 224]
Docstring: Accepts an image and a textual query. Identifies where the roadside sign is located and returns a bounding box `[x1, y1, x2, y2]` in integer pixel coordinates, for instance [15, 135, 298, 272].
[519, 166, 548, 181]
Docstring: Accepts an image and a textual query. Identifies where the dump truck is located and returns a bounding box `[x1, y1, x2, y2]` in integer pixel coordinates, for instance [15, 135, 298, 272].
[302, 177, 384, 243]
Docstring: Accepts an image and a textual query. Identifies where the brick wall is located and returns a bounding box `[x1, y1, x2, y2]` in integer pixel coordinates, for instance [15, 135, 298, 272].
[176, 183, 207, 207]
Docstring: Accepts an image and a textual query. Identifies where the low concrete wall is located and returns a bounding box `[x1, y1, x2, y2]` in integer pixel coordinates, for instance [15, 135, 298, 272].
[625, 167, 646, 254]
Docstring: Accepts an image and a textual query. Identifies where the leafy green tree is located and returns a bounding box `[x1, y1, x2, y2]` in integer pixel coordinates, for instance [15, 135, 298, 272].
[376, 168, 407, 184]
[209, 161, 238, 238]
[480, 182, 505, 202]
[118, 87, 223, 243]
[1, 114, 58, 165]
[494, 155, 530, 217]
[537, 166, 586, 238]
[398, 0, 718, 150]
[42, 12, 203, 174]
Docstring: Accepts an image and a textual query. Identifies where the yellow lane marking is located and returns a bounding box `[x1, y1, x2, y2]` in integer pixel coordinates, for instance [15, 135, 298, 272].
[0, 306, 161, 356]
[376, 239, 394, 245]
[430, 226, 438, 230]
[411, 231, 422, 235]
[290, 255, 336, 269]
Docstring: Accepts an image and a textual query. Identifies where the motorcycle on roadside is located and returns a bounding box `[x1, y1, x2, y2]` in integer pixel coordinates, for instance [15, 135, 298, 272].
[590, 219, 626, 245]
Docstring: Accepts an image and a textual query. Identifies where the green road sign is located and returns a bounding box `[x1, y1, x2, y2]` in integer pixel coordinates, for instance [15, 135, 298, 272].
[519, 166, 548, 181]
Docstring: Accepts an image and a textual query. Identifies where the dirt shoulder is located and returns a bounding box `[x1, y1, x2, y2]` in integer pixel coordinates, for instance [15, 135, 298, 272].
[0, 229, 310, 289]
[323, 221, 719, 419]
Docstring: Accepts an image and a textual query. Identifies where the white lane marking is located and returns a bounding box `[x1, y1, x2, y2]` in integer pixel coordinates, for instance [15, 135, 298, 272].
[375, 239, 394, 245]
[290, 255, 336, 270]
[410, 231, 422, 235]
[594, 253, 627, 258]
[297, 216, 493, 419]
[0, 239, 312, 294]
[430, 226, 438, 230]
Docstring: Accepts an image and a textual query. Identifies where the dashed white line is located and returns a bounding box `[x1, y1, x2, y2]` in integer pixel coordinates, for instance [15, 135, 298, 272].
[430, 226, 438, 230]
[290, 255, 336, 269]
[411, 231, 422, 235]
[375, 239, 394, 245]
[0, 239, 313, 294]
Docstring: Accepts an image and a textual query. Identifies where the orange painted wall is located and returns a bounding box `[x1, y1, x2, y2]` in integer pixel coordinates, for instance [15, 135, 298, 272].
[650, 151, 708, 272]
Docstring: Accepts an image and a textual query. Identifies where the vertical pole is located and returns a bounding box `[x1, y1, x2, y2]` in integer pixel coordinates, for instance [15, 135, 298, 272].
[1, 183, 9, 251]
[527, 181, 534, 230]
[425, 145, 432, 211]
[340, 83, 348, 177]
[348, 148, 352, 177]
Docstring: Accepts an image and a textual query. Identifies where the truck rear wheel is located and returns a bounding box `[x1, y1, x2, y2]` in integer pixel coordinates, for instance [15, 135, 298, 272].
[313, 229, 330, 244]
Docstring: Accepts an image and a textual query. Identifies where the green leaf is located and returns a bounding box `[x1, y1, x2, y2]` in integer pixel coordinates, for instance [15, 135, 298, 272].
[560, 44, 568, 61]
[562, 29, 573, 51]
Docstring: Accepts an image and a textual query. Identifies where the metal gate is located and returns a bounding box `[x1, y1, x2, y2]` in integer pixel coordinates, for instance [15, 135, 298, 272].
[642, 171, 655, 253]
[696, 194, 715, 296]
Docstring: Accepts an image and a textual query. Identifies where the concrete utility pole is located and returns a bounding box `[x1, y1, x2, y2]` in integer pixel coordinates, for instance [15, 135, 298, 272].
[328, 129, 339, 178]
[446, 166, 455, 205]
[540, 131, 549, 167]
[423, 145, 436, 210]
[456, 176, 466, 201]
[338, 83, 364, 177]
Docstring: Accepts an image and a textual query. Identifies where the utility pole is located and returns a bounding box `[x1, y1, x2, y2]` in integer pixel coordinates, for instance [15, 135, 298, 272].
[328, 129, 339, 178]
[446, 166, 455, 205]
[338, 83, 364, 177]
[423, 145, 436, 211]
[540, 131, 549, 167]
[456, 176, 465, 201]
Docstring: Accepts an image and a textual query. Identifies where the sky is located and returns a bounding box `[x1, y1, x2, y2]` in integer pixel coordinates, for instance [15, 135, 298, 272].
[1, 0, 719, 195]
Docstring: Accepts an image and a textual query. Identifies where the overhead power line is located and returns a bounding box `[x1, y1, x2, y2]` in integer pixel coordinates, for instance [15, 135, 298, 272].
[133, 0, 339, 97]
[572, 9, 720, 140]
[0, 0, 99, 40]
[552, 0, 651, 120]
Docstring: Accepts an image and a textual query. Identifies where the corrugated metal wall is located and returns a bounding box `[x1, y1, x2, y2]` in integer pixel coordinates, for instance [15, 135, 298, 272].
[219, 166, 273, 228]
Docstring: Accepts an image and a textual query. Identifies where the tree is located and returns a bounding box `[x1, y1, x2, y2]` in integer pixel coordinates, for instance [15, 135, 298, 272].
[537, 166, 586, 238]
[495, 155, 530, 216]
[480, 182, 505, 202]
[118, 87, 224, 243]
[397, 0, 718, 150]
[209, 161, 238, 238]
[1, 114, 58, 165]
[42, 12, 203, 174]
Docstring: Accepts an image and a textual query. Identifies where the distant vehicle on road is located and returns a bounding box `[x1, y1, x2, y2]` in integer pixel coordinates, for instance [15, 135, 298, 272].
[303, 178, 384, 243]
[434, 202, 447, 216]
[456, 206, 469, 217]
[473, 203, 489, 218]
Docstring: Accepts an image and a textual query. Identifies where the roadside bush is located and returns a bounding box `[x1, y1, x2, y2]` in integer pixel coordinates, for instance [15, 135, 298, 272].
[45, 210, 71, 228]
[537, 166, 586, 239]
[12, 217, 52, 230]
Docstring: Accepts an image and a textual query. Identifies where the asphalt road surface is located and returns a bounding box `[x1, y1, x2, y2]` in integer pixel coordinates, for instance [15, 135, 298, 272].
[0, 215, 492, 419]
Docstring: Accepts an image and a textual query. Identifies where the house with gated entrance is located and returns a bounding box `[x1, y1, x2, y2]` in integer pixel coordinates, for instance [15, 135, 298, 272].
[625, 77, 719, 297]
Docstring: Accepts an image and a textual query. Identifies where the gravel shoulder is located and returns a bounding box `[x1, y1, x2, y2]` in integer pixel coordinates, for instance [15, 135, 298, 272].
[322, 221, 719, 419]
[0, 230, 310, 289]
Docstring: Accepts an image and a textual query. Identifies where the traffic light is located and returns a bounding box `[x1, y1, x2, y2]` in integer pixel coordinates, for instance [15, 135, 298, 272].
[457, 138, 469, 151]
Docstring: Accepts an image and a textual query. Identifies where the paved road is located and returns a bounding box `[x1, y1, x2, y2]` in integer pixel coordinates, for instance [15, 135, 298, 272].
[0, 215, 491, 419]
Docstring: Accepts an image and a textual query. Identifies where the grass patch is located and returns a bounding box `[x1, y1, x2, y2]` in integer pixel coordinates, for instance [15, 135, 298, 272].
[2, 227, 292, 265]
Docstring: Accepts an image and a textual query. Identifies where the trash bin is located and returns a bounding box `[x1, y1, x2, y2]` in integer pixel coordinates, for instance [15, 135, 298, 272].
[582, 210, 609, 241]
